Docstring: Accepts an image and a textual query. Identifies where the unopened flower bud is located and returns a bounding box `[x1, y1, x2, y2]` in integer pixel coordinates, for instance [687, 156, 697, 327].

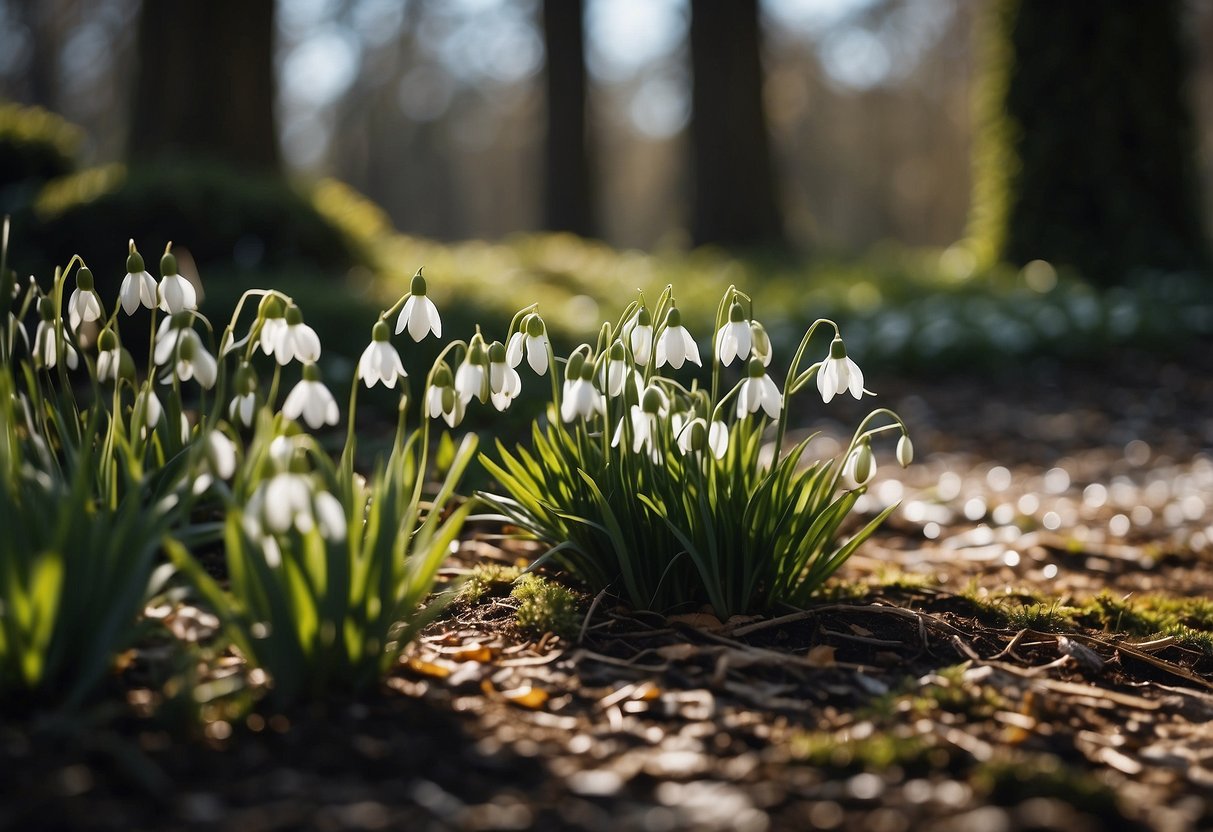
[896, 435, 914, 468]
[852, 441, 875, 486]
[97, 328, 117, 352]
[641, 387, 664, 415]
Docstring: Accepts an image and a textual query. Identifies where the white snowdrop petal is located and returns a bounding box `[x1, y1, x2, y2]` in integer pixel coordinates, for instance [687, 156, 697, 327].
[682, 329, 702, 366]
[314, 492, 347, 540]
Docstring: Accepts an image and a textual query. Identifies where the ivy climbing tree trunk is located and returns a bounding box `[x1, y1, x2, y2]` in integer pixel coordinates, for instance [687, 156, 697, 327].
[969, 0, 1208, 282]
[688, 0, 784, 249]
[542, 0, 594, 237]
[129, 0, 280, 172]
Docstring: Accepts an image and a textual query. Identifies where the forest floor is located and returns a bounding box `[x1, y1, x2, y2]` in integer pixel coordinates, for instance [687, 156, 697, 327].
[3, 345, 1213, 832]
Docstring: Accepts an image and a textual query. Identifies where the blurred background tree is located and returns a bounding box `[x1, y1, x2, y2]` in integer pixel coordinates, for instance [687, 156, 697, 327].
[130, 0, 279, 171]
[688, 0, 784, 248]
[0, 0, 1211, 267]
[969, 0, 1209, 283]
[542, 0, 594, 237]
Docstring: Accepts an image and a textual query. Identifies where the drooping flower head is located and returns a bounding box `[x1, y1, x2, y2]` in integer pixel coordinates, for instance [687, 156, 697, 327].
[843, 440, 876, 489]
[96, 327, 122, 383]
[270, 304, 322, 366]
[155, 312, 217, 388]
[229, 361, 259, 428]
[455, 334, 490, 405]
[33, 297, 78, 370]
[673, 401, 729, 460]
[817, 337, 864, 403]
[396, 269, 442, 342]
[120, 240, 157, 315]
[282, 362, 340, 429]
[715, 302, 751, 367]
[358, 319, 407, 389]
[426, 362, 464, 427]
[157, 244, 198, 314]
[655, 306, 701, 370]
[132, 386, 164, 438]
[750, 320, 773, 367]
[600, 340, 630, 397]
[488, 340, 522, 411]
[257, 295, 287, 357]
[507, 313, 551, 375]
[896, 434, 914, 468]
[737, 358, 782, 420]
[68, 267, 103, 330]
[561, 353, 605, 423]
[629, 306, 654, 366]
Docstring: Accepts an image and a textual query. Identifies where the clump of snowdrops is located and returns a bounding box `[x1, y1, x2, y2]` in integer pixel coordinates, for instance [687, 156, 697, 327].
[0, 227, 474, 708]
[479, 285, 912, 619]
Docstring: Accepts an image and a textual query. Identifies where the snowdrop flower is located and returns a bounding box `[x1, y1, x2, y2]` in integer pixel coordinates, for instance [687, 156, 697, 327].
[655, 307, 701, 370]
[157, 245, 198, 314]
[488, 340, 522, 411]
[244, 474, 347, 565]
[455, 335, 489, 405]
[257, 296, 287, 358]
[561, 361, 605, 423]
[132, 387, 164, 438]
[629, 307, 654, 365]
[155, 315, 216, 388]
[194, 429, 240, 494]
[268, 435, 300, 471]
[96, 329, 122, 382]
[282, 363, 340, 429]
[426, 364, 465, 427]
[612, 387, 665, 457]
[395, 270, 442, 342]
[67, 267, 103, 330]
[673, 414, 729, 459]
[229, 362, 259, 428]
[358, 320, 407, 388]
[33, 298, 78, 370]
[750, 320, 773, 367]
[120, 242, 157, 315]
[600, 341, 630, 397]
[270, 304, 321, 366]
[843, 440, 876, 489]
[714, 302, 751, 367]
[507, 313, 550, 375]
[817, 337, 864, 403]
[896, 435, 914, 468]
[737, 359, 782, 419]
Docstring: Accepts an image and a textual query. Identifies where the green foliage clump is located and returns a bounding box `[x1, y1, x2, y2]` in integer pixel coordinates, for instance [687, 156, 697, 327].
[459, 564, 523, 605]
[968, 0, 1208, 282]
[23, 161, 367, 294]
[790, 730, 939, 775]
[481, 285, 907, 619]
[510, 575, 582, 639]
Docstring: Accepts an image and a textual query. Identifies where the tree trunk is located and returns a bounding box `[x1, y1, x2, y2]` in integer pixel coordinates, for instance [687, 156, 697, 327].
[688, 0, 784, 249]
[542, 0, 594, 237]
[969, 0, 1208, 282]
[129, 0, 280, 172]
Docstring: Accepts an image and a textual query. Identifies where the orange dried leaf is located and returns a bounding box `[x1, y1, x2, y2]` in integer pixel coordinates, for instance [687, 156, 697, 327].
[805, 645, 836, 666]
[502, 685, 549, 710]
[406, 657, 452, 678]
